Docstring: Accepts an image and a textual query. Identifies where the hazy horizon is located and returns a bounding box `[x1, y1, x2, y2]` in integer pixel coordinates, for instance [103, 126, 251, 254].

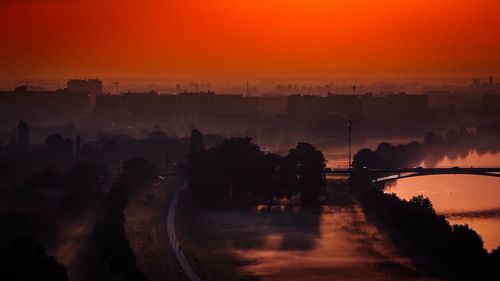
[1, 0, 499, 86]
[1, 72, 498, 93]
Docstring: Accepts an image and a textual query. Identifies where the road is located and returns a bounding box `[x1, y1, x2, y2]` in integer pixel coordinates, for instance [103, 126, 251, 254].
[124, 178, 190, 281]
[166, 184, 202, 281]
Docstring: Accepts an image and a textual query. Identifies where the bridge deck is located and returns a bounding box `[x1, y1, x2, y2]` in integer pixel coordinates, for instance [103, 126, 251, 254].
[324, 167, 500, 183]
[325, 167, 500, 174]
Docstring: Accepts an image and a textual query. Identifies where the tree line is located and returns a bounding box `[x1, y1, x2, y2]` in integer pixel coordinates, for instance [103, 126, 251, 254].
[184, 132, 326, 207]
[92, 157, 156, 281]
[360, 189, 500, 280]
[352, 123, 500, 171]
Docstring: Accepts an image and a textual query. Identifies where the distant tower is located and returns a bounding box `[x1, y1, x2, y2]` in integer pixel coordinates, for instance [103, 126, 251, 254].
[352, 85, 356, 95]
[489, 76, 494, 86]
[246, 80, 250, 96]
[17, 120, 29, 145]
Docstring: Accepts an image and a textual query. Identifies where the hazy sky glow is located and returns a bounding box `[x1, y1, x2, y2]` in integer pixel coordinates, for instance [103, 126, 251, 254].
[1, 0, 499, 80]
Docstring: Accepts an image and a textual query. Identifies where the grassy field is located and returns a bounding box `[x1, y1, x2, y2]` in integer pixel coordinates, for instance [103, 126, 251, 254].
[124, 177, 190, 281]
[175, 192, 259, 281]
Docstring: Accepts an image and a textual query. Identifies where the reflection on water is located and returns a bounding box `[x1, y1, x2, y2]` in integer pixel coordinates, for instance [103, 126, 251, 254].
[386, 151, 500, 251]
[211, 206, 431, 281]
[423, 150, 500, 168]
[321, 136, 417, 168]
[386, 175, 500, 213]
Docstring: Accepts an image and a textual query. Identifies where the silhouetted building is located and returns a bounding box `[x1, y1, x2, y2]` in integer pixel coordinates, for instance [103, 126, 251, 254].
[286, 92, 428, 121]
[425, 90, 478, 108]
[67, 79, 103, 95]
[326, 93, 363, 119]
[91, 90, 429, 132]
[362, 92, 429, 117]
[0, 87, 94, 126]
[286, 95, 322, 115]
[95, 91, 258, 123]
[242, 95, 287, 115]
[286, 94, 362, 119]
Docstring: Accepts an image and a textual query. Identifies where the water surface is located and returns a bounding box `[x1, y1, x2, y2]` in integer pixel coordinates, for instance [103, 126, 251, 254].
[386, 151, 500, 251]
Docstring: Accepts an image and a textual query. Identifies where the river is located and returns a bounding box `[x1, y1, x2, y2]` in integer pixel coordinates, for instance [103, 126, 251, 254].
[385, 151, 500, 251]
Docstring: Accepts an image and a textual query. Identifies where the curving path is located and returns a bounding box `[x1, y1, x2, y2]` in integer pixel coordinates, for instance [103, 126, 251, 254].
[166, 184, 202, 281]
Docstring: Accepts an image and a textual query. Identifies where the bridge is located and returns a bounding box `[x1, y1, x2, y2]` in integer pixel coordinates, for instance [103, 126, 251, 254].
[325, 167, 500, 183]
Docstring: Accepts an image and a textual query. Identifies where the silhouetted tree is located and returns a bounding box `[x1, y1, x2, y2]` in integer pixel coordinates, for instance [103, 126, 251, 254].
[186, 137, 273, 206]
[17, 120, 29, 145]
[0, 237, 68, 281]
[21, 169, 64, 196]
[185, 138, 330, 207]
[449, 224, 488, 271]
[488, 247, 500, 279]
[46, 134, 66, 160]
[260, 153, 284, 206]
[93, 160, 148, 281]
[376, 142, 400, 168]
[359, 189, 496, 279]
[190, 129, 205, 152]
[409, 195, 434, 213]
[424, 132, 443, 147]
[120, 157, 156, 189]
[63, 161, 103, 208]
[0, 212, 59, 248]
[148, 130, 168, 140]
[185, 149, 221, 205]
[446, 128, 460, 145]
[210, 137, 266, 204]
[352, 148, 383, 169]
[284, 142, 326, 205]
[397, 141, 423, 167]
[102, 139, 120, 158]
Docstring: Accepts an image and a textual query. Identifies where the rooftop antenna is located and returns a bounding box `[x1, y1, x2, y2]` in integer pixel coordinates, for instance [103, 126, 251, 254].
[18, 79, 29, 89]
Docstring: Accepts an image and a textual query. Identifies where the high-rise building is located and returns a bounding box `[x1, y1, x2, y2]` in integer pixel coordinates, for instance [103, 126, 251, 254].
[67, 79, 103, 95]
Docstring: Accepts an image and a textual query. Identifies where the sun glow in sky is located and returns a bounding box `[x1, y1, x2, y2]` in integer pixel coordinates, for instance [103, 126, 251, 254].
[0, 0, 499, 80]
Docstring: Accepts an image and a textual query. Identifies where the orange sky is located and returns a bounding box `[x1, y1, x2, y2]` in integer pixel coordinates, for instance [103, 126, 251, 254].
[0, 0, 499, 81]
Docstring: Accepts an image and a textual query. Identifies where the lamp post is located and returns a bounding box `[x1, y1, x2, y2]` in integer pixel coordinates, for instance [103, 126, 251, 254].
[348, 120, 352, 169]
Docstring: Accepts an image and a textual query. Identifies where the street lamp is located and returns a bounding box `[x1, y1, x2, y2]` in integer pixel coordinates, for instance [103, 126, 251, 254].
[348, 120, 352, 169]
